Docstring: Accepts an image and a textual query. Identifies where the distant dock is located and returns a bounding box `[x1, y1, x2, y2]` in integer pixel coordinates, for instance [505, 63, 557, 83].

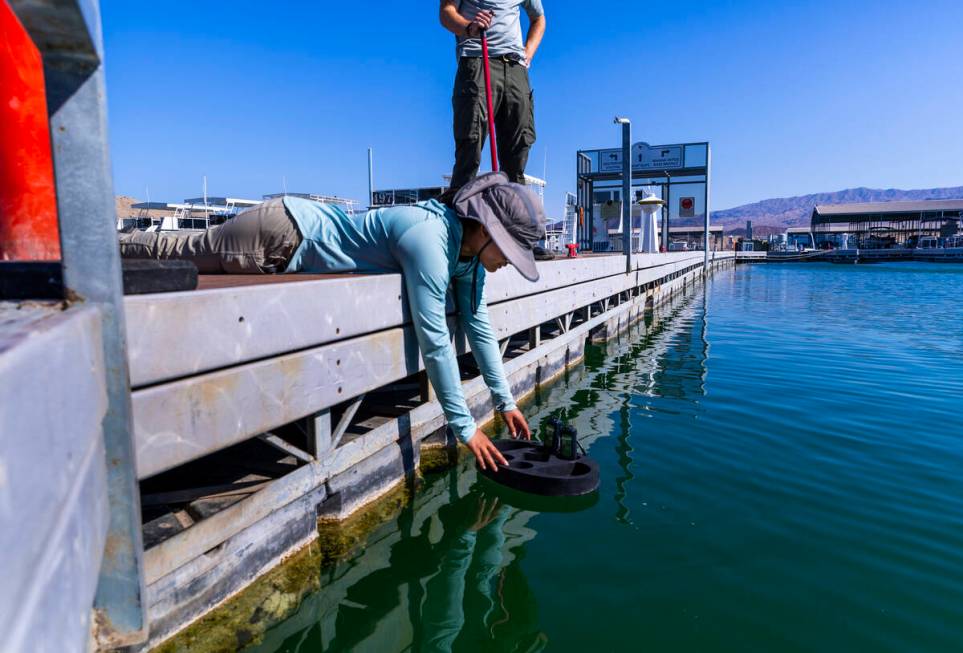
[736, 248, 963, 264]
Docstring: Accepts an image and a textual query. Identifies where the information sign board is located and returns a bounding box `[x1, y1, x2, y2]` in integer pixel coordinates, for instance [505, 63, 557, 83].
[372, 186, 445, 207]
[631, 143, 684, 170]
[595, 143, 686, 173]
[371, 190, 394, 206]
[598, 149, 623, 173]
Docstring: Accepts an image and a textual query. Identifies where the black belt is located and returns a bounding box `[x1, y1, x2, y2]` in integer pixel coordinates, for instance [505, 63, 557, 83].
[465, 53, 522, 65]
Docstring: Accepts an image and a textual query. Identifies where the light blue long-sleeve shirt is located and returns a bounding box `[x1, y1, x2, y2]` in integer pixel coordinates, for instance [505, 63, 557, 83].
[282, 196, 516, 443]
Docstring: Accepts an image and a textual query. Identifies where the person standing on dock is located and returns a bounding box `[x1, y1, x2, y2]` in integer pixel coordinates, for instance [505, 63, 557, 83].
[119, 173, 545, 471]
[440, 0, 546, 191]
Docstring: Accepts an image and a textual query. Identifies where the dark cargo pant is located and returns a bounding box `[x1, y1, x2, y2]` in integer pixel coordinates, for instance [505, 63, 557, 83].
[449, 56, 535, 191]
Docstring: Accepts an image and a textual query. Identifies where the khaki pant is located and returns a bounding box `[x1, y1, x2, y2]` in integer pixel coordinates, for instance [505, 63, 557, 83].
[119, 198, 301, 274]
[449, 56, 535, 191]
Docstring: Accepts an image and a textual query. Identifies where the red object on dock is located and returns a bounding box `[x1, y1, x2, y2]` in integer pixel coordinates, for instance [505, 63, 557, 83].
[0, 0, 60, 261]
[566, 243, 578, 258]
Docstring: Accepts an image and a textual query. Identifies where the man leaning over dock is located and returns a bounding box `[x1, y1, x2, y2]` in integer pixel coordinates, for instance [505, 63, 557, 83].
[440, 0, 546, 191]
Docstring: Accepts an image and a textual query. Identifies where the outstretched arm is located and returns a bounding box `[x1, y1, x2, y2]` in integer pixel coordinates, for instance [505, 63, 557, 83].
[395, 226, 509, 469]
[455, 266, 531, 440]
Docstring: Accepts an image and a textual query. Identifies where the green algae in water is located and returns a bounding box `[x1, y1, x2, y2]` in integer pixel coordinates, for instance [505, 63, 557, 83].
[316, 480, 411, 567]
[153, 481, 412, 653]
[153, 541, 323, 653]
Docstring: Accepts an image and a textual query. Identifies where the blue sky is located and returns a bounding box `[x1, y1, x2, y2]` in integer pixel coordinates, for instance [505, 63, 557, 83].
[102, 1, 963, 217]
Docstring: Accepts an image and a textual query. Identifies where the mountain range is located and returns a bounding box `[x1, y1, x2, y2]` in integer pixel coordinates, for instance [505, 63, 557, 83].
[709, 185, 963, 236]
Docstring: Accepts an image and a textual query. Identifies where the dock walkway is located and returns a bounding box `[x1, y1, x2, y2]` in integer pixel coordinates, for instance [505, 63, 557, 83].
[3, 250, 734, 649]
[130, 251, 734, 648]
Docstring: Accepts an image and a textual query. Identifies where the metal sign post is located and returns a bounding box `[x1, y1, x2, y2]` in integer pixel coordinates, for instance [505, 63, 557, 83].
[704, 144, 712, 272]
[615, 117, 631, 272]
[367, 147, 374, 208]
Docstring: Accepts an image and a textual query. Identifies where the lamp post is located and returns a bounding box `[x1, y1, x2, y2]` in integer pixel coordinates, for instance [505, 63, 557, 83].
[367, 147, 374, 208]
[704, 144, 712, 272]
[614, 116, 631, 272]
[662, 171, 671, 253]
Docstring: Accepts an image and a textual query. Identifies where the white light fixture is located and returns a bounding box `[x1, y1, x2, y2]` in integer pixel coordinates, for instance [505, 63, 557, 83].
[638, 194, 665, 254]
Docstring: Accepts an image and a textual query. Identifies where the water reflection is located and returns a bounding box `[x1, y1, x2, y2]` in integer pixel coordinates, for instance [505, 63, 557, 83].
[250, 476, 546, 652]
[419, 492, 545, 652]
[251, 288, 709, 653]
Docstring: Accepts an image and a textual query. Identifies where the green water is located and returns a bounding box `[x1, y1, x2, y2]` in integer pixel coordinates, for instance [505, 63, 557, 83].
[253, 262, 963, 652]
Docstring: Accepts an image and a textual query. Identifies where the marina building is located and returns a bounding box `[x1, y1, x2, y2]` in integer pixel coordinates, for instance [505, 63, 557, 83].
[786, 226, 815, 249]
[810, 200, 963, 248]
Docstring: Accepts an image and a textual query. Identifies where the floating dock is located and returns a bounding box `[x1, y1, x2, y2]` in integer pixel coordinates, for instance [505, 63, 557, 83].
[3, 250, 736, 649]
[736, 247, 963, 264]
[820, 247, 963, 263]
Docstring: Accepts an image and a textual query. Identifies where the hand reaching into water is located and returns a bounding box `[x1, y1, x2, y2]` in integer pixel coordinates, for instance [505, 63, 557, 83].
[501, 409, 531, 440]
[467, 430, 508, 471]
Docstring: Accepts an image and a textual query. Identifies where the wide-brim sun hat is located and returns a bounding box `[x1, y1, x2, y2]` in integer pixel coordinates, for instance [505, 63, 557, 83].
[452, 172, 547, 282]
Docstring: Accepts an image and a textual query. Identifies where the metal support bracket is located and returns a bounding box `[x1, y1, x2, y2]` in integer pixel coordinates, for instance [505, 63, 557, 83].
[331, 394, 365, 451]
[258, 433, 314, 464]
[307, 410, 331, 458]
[555, 312, 573, 335]
[305, 392, 363, 459]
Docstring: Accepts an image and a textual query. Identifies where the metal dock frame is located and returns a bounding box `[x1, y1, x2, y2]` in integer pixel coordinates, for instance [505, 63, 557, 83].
[9, 0, 147, 646]
[124, 252, 736, 648]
